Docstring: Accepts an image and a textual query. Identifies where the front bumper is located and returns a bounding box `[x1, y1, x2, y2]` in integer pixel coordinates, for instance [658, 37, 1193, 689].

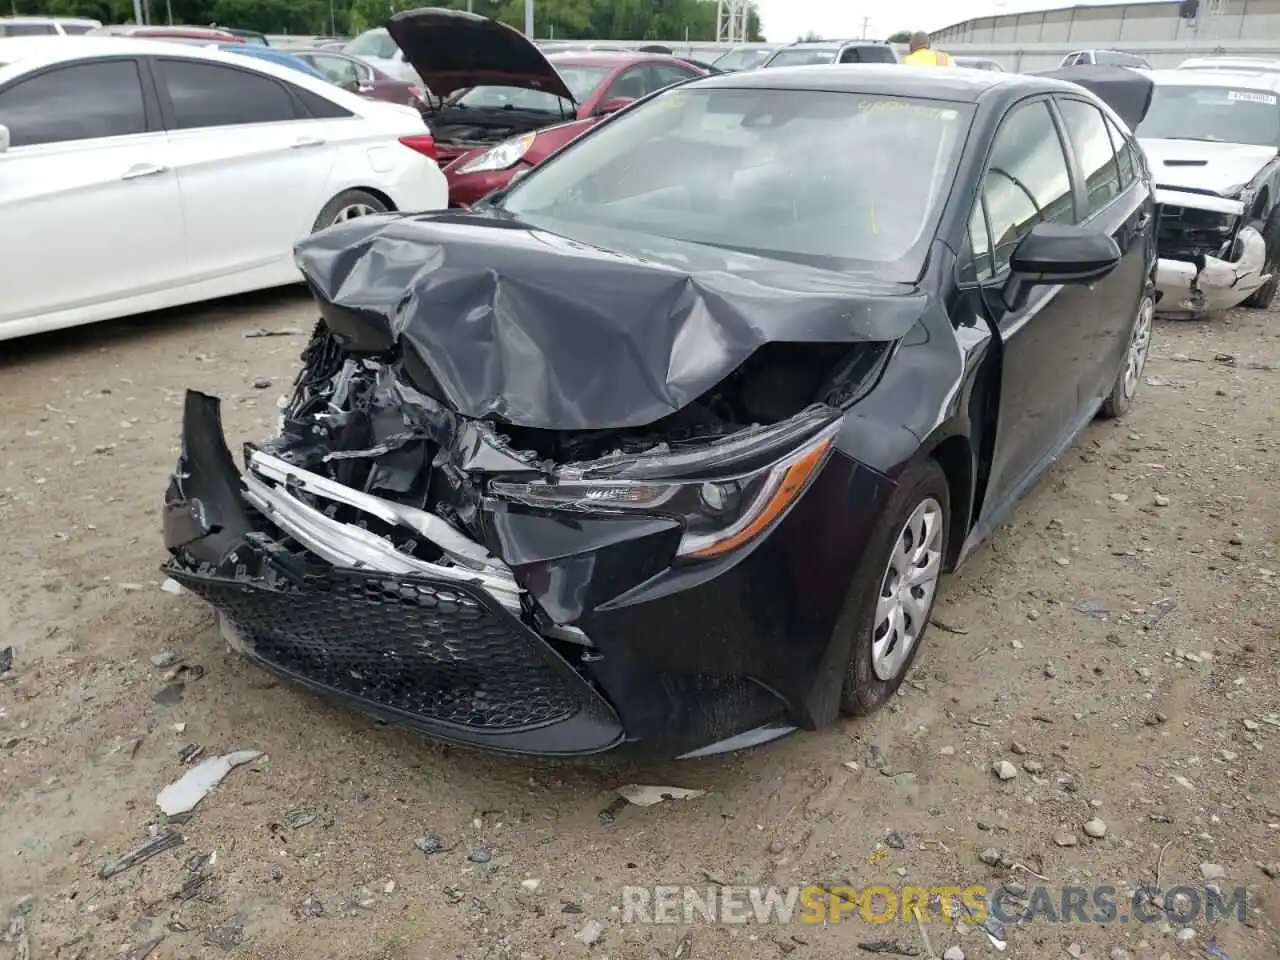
[163, 392, 891, 758]
[164, 392, 623, 756]
[1154, 189, 1270, 318]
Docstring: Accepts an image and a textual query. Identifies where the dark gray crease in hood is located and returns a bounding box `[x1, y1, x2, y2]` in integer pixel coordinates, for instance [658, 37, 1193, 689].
[293, 210, 927, 432]
[385, 6, 575, 103]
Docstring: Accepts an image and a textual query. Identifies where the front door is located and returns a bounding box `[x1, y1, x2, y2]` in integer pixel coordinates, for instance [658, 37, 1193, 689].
[0, 57, 185, 331]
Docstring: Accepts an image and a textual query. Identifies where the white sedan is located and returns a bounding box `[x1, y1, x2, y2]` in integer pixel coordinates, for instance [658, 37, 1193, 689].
[0, 37, 448, 341]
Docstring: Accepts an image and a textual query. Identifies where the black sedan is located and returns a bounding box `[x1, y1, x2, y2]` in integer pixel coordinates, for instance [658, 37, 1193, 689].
[163, 65, 1157, 759]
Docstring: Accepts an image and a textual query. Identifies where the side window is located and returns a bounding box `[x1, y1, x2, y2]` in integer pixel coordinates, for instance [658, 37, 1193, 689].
[1104, 114, 1135, 188]
[313, 55, 361, 88]
[979, 100, 1075, 275]
[156, 58, 297, 130]
[1057, 98, 1122, 218]
[647, 63, 696, 91]
[0, 60, 147, 147]
[838, 46, 862, 63]
[603, 66, 649, 101]
[291, 84, 355, 119]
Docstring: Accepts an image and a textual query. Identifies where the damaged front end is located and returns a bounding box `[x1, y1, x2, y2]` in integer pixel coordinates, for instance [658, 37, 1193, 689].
[1154, 188, 1269, 317]
[164, 211, 914, 757]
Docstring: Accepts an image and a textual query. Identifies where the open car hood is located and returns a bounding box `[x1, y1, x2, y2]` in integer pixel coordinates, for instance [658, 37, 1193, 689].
[1036, 64, 1154, 130]
[385, 7, 575, 104]
[293, 210, 927, 432]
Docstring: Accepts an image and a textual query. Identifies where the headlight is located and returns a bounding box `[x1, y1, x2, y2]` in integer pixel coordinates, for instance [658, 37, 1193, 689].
[488, 423, 840, 559]
[457, 133, 536, 174]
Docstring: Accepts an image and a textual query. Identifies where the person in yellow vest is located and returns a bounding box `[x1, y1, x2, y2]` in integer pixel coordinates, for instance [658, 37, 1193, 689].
[901, 31, 955, 66]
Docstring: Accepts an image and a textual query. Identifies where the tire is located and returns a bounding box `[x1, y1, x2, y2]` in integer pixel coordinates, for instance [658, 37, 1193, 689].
[1242, 209, 1280, 308]
[311, 189, 389, 233]
[838, 458, 950, 716]
[1099, 291, 1154, 419]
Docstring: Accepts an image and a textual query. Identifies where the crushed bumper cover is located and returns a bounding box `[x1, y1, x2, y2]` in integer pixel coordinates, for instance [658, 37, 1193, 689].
[163, 392, 624, 756]
[1154, 190, 1270, 318]
[163, 391, 884, 757]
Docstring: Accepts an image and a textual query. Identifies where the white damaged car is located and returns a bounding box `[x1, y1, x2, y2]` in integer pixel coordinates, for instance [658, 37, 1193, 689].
[1137, 69, 1280, 316]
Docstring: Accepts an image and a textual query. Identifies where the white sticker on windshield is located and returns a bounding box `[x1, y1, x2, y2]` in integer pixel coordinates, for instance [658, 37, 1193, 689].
[1228, 90, 1277, 104]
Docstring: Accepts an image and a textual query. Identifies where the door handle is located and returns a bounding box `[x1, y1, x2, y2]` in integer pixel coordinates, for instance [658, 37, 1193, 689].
[292, 136, 326, 149]
[121, 163, 167, 180]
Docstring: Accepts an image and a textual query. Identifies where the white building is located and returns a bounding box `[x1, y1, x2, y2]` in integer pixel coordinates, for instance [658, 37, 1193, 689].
[931, 0, 1280, 70]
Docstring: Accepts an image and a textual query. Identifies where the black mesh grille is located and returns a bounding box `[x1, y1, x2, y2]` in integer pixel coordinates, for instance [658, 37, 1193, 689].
[169, 568, 580, 730]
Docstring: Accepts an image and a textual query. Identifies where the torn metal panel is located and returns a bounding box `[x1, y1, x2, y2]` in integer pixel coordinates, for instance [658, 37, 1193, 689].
[293, 210, 924, 431]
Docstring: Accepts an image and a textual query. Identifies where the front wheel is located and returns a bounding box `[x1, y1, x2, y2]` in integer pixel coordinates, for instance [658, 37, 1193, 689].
[839, 458, 950, 716]
[1099, 292, 1153, 419]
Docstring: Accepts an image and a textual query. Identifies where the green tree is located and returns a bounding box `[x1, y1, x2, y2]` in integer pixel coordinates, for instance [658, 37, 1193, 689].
[887, 30, 911, 43]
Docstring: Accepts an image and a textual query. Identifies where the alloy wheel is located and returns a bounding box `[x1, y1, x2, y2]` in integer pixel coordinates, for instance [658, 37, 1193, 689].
[1122, 296, 1154, 399]
[871, 497, 944, 681]
[331, 202, 378, 224]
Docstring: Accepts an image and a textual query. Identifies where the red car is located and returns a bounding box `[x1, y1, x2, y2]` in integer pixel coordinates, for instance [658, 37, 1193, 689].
[383, 9, 709, 207]
[290, 48, 426, 109]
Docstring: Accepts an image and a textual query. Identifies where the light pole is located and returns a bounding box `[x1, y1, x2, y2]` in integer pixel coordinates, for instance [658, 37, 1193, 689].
[524, 0, 533, 37]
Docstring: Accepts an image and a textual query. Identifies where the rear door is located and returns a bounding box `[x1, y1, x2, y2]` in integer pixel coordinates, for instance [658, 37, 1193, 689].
[1053, 95, 1154, 406]
[0, 57, 185, 329]
[964, 97, 1096, 518]
[150, 56, 339, 283]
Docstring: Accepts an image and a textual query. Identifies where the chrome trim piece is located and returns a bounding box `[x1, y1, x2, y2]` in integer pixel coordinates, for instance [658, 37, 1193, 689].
[241, 472, 524, 612]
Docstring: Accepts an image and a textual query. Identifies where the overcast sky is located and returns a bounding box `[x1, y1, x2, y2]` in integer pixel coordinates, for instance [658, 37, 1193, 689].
[753, 0, 1145, 43]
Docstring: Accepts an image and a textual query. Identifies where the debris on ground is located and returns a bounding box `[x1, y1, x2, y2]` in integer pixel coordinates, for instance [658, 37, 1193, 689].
[156, 750, 262, 816]
[616, 784, 706, 806]
[100, 831, 184, 879]
[573, 919, 606, 946]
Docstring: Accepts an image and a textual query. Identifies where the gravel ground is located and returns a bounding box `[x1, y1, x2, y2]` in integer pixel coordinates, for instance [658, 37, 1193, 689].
[0, 289, 1277, 960]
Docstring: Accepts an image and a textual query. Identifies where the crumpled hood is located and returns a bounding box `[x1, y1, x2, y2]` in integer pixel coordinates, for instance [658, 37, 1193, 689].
[385, 7, 575, 103]
[1140, 138, 1278, 197]
[293, 210, 925, 432]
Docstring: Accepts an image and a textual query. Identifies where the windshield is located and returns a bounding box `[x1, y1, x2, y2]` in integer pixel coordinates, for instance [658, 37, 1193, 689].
[455, 66, 609, 111]
[344, 28, 396, 59]
[764, 47, 837, 67]
[1139, 84, 1280, 146]
[713, 48, 771, 71]
[497, 87, 969, 275]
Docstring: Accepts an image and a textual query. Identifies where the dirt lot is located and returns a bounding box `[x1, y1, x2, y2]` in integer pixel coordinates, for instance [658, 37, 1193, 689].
[0, 290, 1277, 960]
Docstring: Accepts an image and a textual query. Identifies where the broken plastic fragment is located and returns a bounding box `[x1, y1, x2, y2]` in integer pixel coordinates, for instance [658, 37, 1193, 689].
[156, 750, 262, 816]
[616, 784, 706, 807]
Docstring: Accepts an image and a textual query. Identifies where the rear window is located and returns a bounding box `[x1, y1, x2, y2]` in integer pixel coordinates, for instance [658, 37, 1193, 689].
[842, 46, 896, 64]
[764, 48, 837, 67]
[455, 66, 609, 112]
[344, 28, 397, 59]
[2, 22, 58, 36]
[61, 23, 95, 34]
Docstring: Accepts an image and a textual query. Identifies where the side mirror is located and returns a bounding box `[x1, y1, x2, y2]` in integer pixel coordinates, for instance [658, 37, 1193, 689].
[340, 76, 361, 93]
[1003, 222, 1120, 310]
[595, 96, 635, 116]
[0, 124, 9, 153]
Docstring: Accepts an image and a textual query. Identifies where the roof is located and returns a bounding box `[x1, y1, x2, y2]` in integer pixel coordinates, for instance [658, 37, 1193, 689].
[692, 62, 1022, 102]
[0, 15, 100, 24]
[0, 35, 367, 98]
[1148, 67, 1280, 90]
[546, 50, 688, 66]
